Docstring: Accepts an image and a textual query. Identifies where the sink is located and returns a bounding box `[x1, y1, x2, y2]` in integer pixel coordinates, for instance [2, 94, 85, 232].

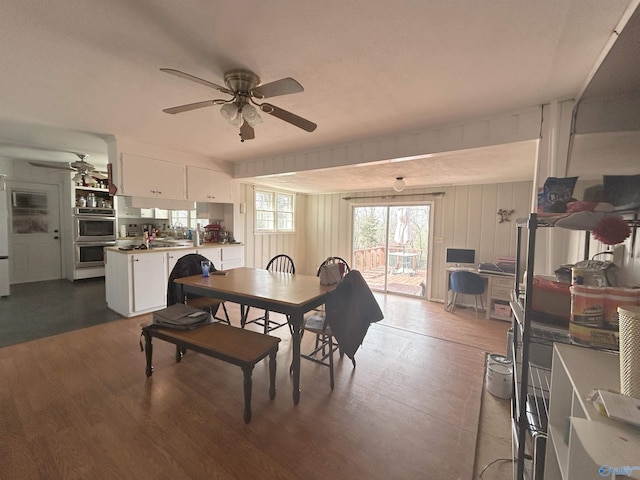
[149, 243, 172, 249]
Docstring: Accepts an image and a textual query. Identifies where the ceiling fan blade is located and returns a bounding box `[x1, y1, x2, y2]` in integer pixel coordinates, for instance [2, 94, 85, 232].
[160, 68, 233, 95]
[163, 99, 224, 114]
[252, 78, 304, 99]
[260, 103, 317, 132]
[239, 121, 255, 142]
[90, 170, 108, 180]
[28, 161, 73, 171]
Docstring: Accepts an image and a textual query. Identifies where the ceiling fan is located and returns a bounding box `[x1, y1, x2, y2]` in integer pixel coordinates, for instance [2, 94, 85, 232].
[29, 153, 107, 181]
[160, 68, 317, 142]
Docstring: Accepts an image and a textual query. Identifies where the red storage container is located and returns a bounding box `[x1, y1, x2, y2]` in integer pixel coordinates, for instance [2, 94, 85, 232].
[531, 276, 571, 323]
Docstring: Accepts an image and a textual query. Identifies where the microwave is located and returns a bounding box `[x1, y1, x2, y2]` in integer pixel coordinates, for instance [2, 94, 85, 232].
[74, 215, 117, 242]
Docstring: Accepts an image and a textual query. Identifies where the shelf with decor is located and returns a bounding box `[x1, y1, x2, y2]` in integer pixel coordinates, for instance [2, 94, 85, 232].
[74, 184, 113, 208]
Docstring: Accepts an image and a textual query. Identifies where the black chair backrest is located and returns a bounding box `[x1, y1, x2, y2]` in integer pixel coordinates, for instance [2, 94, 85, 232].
[316, 257, 352, 277]
[167, 253, 217, 306]
[266, 254, 295, 273]
[449, 270, 485, 295]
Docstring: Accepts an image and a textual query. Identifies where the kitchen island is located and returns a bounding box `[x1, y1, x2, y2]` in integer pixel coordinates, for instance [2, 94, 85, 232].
[105, 243, 244, 317]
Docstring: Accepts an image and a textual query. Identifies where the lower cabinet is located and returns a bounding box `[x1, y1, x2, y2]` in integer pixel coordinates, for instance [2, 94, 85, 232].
[197, 245, 244, 270]
[219, 245, 243, 270]
[166, 248, 198, 278]
[165, 246, 244, 274]
[106, 245, 245, 318]
[131, 253, 167, 312]
[105, 250, 167, 317]
[488, 275, 513, 321]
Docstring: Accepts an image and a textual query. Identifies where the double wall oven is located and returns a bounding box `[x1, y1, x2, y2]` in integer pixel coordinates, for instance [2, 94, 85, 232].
[74, 207, 116, 268]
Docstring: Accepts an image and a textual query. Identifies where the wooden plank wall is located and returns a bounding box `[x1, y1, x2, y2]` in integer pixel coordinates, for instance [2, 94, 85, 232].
[238, 181, 533, 302]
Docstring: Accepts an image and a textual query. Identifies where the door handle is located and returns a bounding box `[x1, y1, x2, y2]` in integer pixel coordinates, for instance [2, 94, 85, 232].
[54, 229, 59, 233]
[54, 236, 59, 239]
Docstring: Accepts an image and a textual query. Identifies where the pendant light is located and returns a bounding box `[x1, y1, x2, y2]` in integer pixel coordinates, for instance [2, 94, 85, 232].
[393, 177, 406, 192]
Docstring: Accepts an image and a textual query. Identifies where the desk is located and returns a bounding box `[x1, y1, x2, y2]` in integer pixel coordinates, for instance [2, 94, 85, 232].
[445, 269, 515, 321]
[175, 267, 336, 404]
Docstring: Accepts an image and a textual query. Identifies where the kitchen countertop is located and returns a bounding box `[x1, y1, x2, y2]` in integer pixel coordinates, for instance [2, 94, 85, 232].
[105, 242, 243, 254]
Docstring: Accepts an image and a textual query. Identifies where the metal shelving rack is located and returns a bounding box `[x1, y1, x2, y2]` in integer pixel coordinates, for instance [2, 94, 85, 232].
[510, 204, 640, 479]
[511, 213, 575, 480]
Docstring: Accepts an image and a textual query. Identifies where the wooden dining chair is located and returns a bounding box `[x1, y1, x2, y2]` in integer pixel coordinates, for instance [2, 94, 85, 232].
[294, 257, 353, 389]
[299, 269, 383, 390]
[316, 256, 351, 278]
[242, 254, 295, 334]
[167, 253, 231, 325]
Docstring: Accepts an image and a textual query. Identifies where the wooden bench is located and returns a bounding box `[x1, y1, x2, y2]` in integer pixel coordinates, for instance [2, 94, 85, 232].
[141, 322, 281, 423]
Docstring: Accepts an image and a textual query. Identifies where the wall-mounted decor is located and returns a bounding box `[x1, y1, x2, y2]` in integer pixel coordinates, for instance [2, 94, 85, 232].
[497, 209, 515, 223]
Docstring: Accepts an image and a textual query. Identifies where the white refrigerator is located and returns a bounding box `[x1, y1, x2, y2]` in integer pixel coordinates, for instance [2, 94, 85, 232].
[0, 189, 10, 296]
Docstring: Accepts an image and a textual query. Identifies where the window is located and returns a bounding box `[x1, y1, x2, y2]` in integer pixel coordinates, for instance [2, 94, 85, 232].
[255, 189, 295, 232]
[169, 209, 198, 230]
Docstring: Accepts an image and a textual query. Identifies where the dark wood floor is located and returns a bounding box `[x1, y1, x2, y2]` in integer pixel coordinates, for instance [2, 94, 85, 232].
[0, 285, 510, 479]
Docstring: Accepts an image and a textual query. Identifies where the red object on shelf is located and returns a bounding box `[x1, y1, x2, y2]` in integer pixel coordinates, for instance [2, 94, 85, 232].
[592, 215, 631, 245]
[204, 223, 221, 243]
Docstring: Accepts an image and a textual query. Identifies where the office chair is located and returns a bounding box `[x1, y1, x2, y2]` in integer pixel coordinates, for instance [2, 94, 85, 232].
[448, 270, 485, 318]
[242, 254, 295, 334]
[300, 269, 383, 390]
[167, 253, 231, 325]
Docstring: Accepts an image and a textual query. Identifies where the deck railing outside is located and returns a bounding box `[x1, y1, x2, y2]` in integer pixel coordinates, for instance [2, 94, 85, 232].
[353, 246, 427, 296]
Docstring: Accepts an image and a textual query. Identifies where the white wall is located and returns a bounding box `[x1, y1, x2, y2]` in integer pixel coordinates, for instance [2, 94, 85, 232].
[237, 179, 533, 302]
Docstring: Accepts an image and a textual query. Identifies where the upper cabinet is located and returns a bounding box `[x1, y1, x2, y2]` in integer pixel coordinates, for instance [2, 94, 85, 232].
[187, 166, 233, 203]
[117, 154, 186, 200]
[568, 6, 640, 178]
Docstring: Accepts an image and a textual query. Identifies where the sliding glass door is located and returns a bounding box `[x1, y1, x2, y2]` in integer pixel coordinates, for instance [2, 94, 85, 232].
[352, 204, 432, 297]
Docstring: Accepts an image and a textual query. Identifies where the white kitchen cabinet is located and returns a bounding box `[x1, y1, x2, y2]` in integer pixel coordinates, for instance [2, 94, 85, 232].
[132, 252, 167, 312]
[155, 208, 169, 219]
[140, 208, 169, 219]
[115, 196, 140, 218]
[219, 245, 243, 270]
[196, 245, 244, 270]
[105, 249, 167, 317]
[165, 248, 198, 278]
[119, 154, 186, 200]
[105, 245, 243, 318]
[187, 166, 233, 203]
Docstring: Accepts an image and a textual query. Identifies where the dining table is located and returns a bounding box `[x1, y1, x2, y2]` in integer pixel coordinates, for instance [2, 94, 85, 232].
[174, 267, 336, 404]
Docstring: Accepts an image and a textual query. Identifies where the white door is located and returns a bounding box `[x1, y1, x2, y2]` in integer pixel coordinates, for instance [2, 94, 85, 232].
[8, 182, 62, 283]
[352, 204, 433, 297]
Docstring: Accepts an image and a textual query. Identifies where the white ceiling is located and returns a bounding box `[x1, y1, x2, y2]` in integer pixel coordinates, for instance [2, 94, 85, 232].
[0, 0, 637, 193]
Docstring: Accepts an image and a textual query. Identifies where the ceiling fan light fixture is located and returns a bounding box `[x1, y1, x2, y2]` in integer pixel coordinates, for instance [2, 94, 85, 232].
[220, 103, 240, 122]
[72, 172, 83, 183]
[242, 103, 262, 127]
[393, 177, 406, 192]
